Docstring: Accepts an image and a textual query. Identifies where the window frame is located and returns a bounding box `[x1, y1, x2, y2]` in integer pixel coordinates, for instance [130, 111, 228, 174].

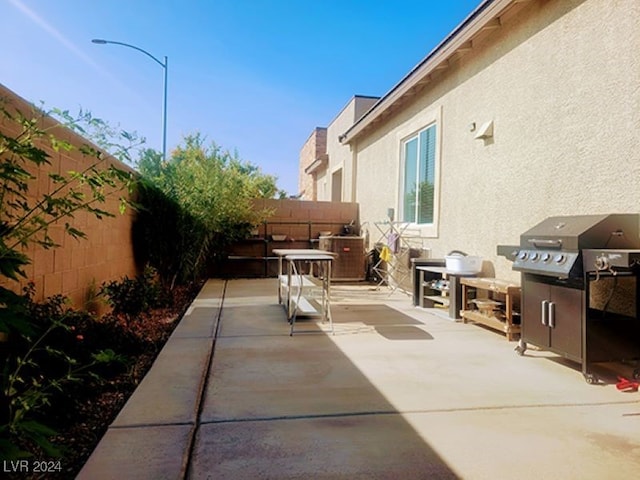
[396, 106, 441, 237]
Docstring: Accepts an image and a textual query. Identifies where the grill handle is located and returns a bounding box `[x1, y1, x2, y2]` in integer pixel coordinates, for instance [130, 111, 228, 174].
[541, 300, 549, 326]
[527, 238, 563, 249]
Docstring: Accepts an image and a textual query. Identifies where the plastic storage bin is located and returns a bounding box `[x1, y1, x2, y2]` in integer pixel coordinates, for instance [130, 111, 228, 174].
[445, 253, 482, 273]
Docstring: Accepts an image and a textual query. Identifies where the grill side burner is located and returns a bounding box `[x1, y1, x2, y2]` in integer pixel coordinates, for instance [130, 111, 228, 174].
[582, 249, 640, 273]
[498, 214, 640, 383]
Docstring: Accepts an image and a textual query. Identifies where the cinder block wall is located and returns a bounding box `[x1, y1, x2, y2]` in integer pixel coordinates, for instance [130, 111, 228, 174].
[254, 198, 359, 237]
[222, 199, 360, 277]
[0, 84, 138, 309]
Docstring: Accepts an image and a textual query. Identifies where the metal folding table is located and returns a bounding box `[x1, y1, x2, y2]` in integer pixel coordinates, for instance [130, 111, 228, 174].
[273, 249, 335, 335]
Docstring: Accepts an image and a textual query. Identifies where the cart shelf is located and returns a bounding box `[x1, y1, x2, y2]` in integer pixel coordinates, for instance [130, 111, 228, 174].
[424, 295, 450, 307]
[460, 277, 521, 341]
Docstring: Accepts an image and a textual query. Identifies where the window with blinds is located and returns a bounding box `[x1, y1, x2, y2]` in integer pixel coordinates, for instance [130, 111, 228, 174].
[401, 123, 436, 224]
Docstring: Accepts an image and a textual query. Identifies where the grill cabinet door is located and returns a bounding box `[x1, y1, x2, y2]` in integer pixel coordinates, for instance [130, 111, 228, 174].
[549, 285, 582, 361]
[523, 280, 551, 348]
[523, 278, 583, 361]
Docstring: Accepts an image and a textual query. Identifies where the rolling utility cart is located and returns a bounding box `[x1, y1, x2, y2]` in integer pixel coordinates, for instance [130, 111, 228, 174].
[460, 277, 521, 341]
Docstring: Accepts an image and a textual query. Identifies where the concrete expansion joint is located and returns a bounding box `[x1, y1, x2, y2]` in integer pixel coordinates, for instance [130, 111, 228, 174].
[183, 280, 227, 479]
[110, 420, 194, 430]
[200, 409, 404, 425]
[217, 334, 287, 339]
[198, 399, 640, 427]
[171, 334, 218, 339]
[398, 400, 640, 415]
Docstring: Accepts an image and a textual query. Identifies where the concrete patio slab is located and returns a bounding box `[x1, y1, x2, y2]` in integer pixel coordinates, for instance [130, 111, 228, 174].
[218, 303, 290, 337]
[192, 402, 640, 480]
[194, 278, 226, 299]
[170, 307, 219, 339]
[76, 424, 192, 480]
[111, 337, 212, 427]
[201, 333, 396, 422]
[190, 415, 458, 480]
[79, 278, 640, 479]
[399, 403, 640, 480]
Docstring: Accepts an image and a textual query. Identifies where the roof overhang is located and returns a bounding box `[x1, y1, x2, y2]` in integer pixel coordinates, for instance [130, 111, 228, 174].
[304, 153, 329, 174]
[339, 0, 531, 144]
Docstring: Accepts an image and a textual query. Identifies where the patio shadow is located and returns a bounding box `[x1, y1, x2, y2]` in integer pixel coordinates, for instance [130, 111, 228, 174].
[189, 279, 458, 479]
[332, 303, 425, 325]
[375, 325, 434, 340]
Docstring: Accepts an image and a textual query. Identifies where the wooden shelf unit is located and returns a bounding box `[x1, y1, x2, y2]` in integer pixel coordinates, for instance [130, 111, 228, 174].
[460, 277, 521, 341]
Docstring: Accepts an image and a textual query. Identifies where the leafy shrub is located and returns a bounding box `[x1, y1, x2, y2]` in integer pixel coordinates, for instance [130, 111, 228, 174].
[134, 136, 280, 285]
[131, 179, 183, 285]
[0, 98, 139, 462]
[99, 266, 165, 317]
[0, 285, 127, 459]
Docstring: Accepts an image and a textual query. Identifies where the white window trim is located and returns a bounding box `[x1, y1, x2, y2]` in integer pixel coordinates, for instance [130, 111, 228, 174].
[395, 105, 442, 238]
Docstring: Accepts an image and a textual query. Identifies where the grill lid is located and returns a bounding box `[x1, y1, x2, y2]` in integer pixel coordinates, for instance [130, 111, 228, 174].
[499, 214, 640, 279]
[520, 214, 640, 250]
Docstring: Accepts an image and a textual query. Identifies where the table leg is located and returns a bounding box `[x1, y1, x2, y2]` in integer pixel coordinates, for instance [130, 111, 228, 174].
[277, 256, 283, 304]
[287, 260, 293, 321]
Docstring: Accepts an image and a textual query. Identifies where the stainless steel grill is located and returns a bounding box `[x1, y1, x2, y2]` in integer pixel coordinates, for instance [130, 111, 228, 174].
[498, 214, 640, 383]
[507, 214, 639, 278]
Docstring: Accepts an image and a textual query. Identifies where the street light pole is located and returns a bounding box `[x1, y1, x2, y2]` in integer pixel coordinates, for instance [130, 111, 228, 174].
[91, 39, 168, 159]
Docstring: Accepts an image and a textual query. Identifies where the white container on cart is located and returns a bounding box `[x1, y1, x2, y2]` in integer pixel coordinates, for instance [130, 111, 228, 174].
[445, 252, 482, 274]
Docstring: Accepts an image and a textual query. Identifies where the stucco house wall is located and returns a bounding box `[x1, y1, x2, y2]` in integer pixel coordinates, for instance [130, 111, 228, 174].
[316, 168, 329, 201]
[349, 0, 640, 282]
[326, 96, 379, 202]
[302, 96, 379, 203]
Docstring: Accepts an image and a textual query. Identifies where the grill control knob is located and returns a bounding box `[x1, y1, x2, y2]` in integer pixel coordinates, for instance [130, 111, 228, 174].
[554, 253, 566, 264]
[530, 252, 539, 262]
[542, 253, 551, 263]
[518, 251, 528, 260]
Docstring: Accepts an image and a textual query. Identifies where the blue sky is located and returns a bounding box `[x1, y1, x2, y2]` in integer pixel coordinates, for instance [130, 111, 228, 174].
[2, 0, 481, 195]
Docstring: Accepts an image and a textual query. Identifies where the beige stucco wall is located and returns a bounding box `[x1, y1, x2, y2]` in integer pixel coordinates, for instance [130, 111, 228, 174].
[323, 96, 379, 202]
[323, 103, 355, 202]
[353, 0, 640, 283]
[316, 169, 329, 201]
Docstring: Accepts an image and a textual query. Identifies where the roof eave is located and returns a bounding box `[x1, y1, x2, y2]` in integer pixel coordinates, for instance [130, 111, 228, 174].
[340, 0, 527, 144]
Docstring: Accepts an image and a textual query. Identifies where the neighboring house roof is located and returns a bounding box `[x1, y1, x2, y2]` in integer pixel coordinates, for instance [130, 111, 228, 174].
[328, 94, 381, 126]
[339, 0, 529, 144]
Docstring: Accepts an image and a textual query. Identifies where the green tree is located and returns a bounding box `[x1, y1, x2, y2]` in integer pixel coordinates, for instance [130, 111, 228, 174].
[51, 106, 145, 167]
[135, 134, 279, 285]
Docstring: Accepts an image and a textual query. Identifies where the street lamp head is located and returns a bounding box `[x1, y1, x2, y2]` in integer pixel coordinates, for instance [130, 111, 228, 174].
[89, 37, 168, 159]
